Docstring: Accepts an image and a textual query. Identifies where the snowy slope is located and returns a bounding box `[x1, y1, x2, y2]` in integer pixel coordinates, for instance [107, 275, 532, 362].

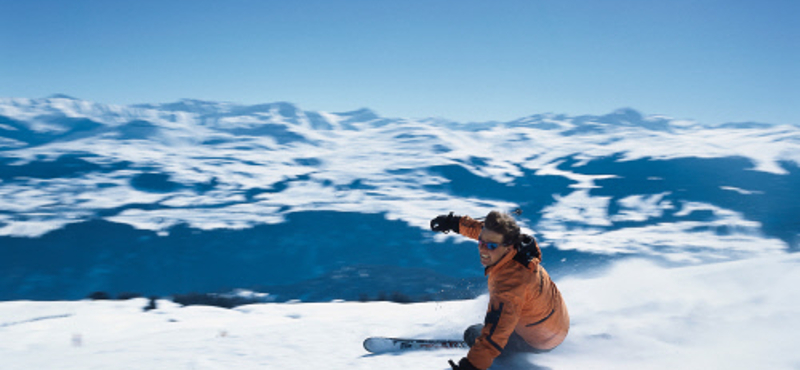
[1, 253, 799, 370]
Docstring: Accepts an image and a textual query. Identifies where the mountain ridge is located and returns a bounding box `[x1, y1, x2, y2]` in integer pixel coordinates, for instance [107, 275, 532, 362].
[1, 95, 798, 301]
[4, 95, 791, 135]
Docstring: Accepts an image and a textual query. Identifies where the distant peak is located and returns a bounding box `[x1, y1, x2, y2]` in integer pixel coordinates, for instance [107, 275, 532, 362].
[177, 98, 217, 105]
[608, 107, 643, 120]
[46, 94, 79, 100]
[139, 99, 235, 114]
[336, 108, 380, 120]
[596, 108, 675, 131]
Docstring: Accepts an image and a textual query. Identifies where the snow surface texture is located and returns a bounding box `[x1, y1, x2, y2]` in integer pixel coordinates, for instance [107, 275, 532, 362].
[1, 254, 798, 370]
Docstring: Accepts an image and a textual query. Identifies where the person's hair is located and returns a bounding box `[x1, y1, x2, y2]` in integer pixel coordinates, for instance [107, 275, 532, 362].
[484, 211, 521, 247]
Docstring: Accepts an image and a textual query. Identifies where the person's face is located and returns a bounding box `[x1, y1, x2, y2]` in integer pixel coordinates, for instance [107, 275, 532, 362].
[478, 228, 512, 267]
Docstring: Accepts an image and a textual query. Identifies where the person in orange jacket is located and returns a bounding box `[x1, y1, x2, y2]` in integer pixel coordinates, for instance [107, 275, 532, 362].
[431, 211, 569, 370]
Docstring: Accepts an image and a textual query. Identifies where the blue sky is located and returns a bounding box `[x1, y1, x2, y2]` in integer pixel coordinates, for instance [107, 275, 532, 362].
[1, 0, 797, 124]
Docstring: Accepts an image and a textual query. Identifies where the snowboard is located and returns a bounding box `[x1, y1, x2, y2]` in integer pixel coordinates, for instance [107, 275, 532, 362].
[363, 337, 468, 353]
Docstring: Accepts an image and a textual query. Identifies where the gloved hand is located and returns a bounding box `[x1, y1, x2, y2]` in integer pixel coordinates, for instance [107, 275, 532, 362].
[448, 357, 479, 370]
[430, 212, 460, 234]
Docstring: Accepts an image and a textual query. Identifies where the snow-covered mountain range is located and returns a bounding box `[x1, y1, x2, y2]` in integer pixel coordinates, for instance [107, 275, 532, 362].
[1, 95, 799, 301]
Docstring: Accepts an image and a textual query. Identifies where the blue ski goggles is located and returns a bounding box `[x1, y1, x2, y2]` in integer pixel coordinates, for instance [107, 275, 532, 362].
[478, 240, 502, 251]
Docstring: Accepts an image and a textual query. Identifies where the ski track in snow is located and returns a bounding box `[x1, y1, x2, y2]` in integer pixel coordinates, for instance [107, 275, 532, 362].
[1, 254, 799, 370]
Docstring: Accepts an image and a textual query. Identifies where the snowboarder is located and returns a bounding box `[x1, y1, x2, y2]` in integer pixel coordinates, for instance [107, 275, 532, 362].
[430, 211, 569, 370]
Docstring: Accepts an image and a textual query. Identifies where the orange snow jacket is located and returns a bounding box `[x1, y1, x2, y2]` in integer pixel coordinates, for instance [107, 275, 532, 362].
[459, 216, 569, 370]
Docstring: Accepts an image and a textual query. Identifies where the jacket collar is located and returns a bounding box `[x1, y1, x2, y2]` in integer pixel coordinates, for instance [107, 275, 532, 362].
[484, 247, 517, 276]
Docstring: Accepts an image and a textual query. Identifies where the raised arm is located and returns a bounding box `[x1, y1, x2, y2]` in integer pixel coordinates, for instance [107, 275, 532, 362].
[458, 215, 482, 240]
[430, 212, 483, 240]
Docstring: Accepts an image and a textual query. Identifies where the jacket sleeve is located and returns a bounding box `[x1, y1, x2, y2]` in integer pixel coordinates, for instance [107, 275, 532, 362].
[458, 216, 483, 241]
[466, 289, 523, 370]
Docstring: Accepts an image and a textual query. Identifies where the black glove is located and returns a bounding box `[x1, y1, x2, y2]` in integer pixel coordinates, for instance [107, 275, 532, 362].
[430, 212, 460, 234]
[448, 357, 479, 370]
